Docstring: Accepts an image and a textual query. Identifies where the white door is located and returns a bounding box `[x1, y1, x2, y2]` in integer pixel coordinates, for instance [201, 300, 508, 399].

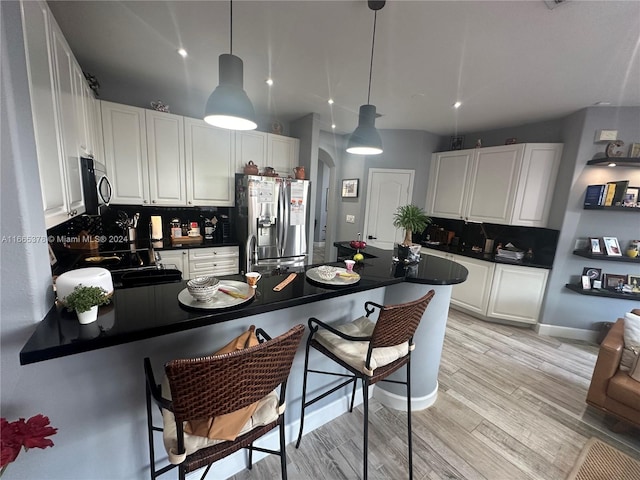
[364, 169, 414, 250]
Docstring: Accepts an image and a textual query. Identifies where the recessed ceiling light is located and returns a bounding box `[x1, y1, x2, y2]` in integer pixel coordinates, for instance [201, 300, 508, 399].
[608, 162, 617, 167]
[328, 98, 334, 105]
[266, 78, 274, 86]
[453, 101, 462, 109]
[331, 124, 336, 129]
[177, 48, 188, 58]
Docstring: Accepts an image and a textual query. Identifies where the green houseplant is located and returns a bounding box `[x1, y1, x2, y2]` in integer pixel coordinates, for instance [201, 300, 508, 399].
[64, 284, 109, 324]
[392, 204, 432, 246]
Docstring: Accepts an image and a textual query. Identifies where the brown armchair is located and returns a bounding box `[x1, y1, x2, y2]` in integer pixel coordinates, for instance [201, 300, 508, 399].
[586, 314, 640, 429]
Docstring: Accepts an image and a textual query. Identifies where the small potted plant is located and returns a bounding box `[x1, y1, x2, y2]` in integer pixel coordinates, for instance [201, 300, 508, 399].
[64, 284, 110, 324]
[393, 205, 431, 263]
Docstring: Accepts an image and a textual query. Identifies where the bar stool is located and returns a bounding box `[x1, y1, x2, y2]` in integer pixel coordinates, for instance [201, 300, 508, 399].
[295, 290, 435, 479]
[144, 324, 304, 480]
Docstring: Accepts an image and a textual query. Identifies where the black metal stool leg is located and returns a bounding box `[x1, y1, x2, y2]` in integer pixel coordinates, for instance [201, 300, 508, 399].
[279, 418, 288, 480]
[248, 442, 253, 469]
[145, 384, 157, 480]
[362, 377, 369, 479]
[407, 360, 413, 480]
[349, 377, 357, 412]
[295, 339, 312, 448]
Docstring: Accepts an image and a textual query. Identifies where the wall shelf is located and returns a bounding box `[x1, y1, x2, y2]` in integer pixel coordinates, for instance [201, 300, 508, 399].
[583, 205, 640, 212]
[565, 283, 640, 301]
[572, 250, 640, 263]
[586, 157, 640, 167]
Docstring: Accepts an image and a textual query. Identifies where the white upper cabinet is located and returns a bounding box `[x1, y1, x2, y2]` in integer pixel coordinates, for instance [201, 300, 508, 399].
[268, 134, 299, 177]
[101, 101, 150, 205]
[425, 150, 474, 220]
[185, 118, 234, 206]
[426, 143, 562, 227]
[235, 130, 267, 173]
[146, 110, 186, 206]
[21, 0, 87, 228]
[235, 131, 299, 177]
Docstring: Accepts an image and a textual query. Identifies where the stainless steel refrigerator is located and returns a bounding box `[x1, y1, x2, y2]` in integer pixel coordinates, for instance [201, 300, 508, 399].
[235, 174, 310, 273]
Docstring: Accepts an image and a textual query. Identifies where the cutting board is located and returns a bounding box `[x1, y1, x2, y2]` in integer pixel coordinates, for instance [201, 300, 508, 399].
[171, 235, 203, 245]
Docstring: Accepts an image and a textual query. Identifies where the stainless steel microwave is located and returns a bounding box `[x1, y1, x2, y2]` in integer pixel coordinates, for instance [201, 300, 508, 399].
[81, 157, 112, 215]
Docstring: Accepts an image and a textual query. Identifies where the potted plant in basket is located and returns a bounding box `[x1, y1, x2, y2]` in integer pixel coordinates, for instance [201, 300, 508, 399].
[64, 284, 110, 324]
[393, 205, 431, 262]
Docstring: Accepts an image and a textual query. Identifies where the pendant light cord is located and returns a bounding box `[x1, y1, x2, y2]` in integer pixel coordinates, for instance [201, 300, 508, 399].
[229, 0, 233, 55]
[367, 10, 377, 104]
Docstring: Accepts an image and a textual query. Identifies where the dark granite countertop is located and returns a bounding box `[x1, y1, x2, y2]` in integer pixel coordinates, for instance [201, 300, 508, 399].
[20, 246, 467, 365]
[418, 243, 553, 269]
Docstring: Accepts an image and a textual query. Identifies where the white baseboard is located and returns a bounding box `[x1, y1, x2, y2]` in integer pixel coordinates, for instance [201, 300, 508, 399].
[535, 323, 599, 343]
[373, 382, 438, 411]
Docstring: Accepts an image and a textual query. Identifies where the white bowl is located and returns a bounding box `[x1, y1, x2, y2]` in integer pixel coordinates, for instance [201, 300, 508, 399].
[317, 265, 337, 281]
[187, 276, 219, 302]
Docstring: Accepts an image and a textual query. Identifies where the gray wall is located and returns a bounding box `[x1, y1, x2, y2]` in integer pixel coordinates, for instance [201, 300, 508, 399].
[320, 129, 440, 245]
[541, 106, 640, 330]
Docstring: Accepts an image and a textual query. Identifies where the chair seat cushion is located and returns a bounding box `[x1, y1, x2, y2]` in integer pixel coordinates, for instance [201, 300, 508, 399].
[161, 378, 281, 465]
[314, 316, 410, 376]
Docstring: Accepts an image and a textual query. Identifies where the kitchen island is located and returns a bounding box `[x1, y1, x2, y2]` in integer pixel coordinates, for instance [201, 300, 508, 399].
[19, 246, 466, 478]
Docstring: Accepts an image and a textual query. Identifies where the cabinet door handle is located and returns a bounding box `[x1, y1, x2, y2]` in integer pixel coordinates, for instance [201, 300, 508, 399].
[188, 201, 192, 205]
[367, 235, 377, 240]
[152, 200, 156, 204]
[143, 200, 148, 204]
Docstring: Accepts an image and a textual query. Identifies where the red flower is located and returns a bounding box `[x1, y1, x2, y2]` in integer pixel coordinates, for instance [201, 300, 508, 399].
[0, 415, 57, 470]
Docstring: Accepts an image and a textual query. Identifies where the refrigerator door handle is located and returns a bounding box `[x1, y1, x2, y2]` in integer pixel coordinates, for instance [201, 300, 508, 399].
[281, 181, 290, 256]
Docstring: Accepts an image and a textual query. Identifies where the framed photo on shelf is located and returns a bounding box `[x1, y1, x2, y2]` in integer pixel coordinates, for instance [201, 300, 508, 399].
[603, 273, 626, 290]
[341, 179, 359, 198]
[629, 142, 640, 158]
[589, 237, 603, 254]
[628, 274, 640, 292]
[450, 135, 464, 150]
[623, 186, 639, 207]
[581, 275, 591, 290]
[602, 236, 622, 256]
[582, 267, 602, 283]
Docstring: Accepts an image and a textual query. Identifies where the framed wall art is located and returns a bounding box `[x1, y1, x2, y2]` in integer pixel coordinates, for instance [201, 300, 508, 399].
[602, 236, 622, 256]
[341, 179, 359, 198]
[450, 136, 464, 150]
[603, 273, 626, 290]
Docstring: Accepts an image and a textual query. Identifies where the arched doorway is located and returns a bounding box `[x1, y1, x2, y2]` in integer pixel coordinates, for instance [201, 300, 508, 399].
[315, 148, 336, 264]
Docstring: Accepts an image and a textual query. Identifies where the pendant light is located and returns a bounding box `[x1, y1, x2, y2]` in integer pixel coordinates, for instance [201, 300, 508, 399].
[204, 0, 257, 130]
[346, 1, 385, 155]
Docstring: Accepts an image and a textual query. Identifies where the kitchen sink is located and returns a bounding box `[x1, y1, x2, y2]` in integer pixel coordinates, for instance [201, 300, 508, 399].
[116, 268, 182, 288]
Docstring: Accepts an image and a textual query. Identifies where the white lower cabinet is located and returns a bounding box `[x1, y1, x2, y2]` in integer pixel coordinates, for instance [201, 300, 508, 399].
[422, 248, 548, 325]
[160, 247, 239, 280]
[450, 256, 495, 316]
[487, 264, 549, 325]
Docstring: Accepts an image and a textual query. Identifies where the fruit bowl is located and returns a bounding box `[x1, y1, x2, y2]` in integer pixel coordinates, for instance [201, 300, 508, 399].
[349, 240, 367, 250]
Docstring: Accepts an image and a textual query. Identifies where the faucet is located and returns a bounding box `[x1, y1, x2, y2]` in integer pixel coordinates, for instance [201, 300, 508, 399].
[245, 234, 257, 273]
[148, 245, 162, 269]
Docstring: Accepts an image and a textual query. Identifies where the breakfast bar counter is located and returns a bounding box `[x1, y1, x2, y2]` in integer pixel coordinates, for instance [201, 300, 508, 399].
[20, 246, 467, 365]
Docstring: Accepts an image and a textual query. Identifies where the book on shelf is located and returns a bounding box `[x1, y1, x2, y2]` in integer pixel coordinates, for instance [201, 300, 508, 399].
[611, 180, 630, 206]
[584, 184, 605, 206]
[603, 182, 617, 206]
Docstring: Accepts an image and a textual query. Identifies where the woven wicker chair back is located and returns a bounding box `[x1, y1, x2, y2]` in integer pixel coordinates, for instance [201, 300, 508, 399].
[166, 324, 304, 422]
[369, 290, 435, 349]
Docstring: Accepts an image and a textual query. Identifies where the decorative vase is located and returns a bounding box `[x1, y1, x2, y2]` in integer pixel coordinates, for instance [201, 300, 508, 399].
[77, 305, 98, 325]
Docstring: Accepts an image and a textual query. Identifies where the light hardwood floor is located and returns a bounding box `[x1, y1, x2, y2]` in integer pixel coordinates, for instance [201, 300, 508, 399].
[230, 309, 640, 480]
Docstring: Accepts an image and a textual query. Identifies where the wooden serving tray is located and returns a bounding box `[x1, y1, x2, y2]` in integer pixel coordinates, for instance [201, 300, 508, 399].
[170, 235, 203, 245]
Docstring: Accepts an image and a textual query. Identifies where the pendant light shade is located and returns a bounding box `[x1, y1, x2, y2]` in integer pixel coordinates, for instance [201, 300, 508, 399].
[347, 1, 384, 155]
[346, 105, 382, 155]
[204, 54, 257, 130]
[203, 1, 257, 131]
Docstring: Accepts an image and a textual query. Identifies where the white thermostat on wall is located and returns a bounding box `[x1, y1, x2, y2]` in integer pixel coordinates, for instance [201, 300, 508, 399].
[595, 130, 618, 142]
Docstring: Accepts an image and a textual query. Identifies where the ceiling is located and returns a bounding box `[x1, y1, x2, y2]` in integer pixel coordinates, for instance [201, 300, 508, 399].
[47, 0, 640, 136]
